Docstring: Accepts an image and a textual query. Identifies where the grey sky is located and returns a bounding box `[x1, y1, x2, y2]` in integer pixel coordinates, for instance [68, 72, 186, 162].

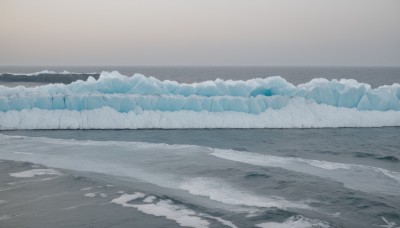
[0, 0, 399, 66]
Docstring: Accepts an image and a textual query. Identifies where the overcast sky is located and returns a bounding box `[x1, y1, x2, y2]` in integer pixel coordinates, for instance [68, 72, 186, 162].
[0, 0, 399, 66]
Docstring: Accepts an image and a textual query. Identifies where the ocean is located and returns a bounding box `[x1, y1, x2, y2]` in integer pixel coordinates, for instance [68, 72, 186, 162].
[1, 66, 400, 87]
[0, 66, 399, 228]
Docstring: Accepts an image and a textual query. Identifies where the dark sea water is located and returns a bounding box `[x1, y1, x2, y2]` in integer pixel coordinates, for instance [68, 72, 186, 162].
[1, 66, 400, 87]
[0, 66, 399, 228]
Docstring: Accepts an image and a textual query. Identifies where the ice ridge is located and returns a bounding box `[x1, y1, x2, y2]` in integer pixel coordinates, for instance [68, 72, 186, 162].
[0, 71, 399, 129]
[1, 71, 400, 113]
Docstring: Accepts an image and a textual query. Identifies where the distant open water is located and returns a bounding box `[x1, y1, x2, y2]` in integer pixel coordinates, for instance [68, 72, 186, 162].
[1, 66, 399, 87]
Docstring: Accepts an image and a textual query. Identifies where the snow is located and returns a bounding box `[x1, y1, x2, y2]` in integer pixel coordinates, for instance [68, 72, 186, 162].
[9, 169, 61, 178]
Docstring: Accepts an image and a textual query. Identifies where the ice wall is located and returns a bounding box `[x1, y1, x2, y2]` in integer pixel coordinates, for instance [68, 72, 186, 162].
[0, 71, 399, 129]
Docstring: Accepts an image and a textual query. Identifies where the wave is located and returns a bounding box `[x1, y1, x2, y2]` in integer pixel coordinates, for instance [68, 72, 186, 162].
[211, 149, 400, 195]
[255, 215, 332, 228]
[0, 71, 399, 129]
[180, 177, 312, 210]
[0, 70, 98, 76]
[1, 133, 399, 227]
[111, 192, 238, 228]
[2, 133, 400, 196]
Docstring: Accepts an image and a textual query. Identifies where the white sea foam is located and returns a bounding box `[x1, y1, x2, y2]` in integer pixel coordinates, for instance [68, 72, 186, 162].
[63, 203, 93, 210]
[143, 196, 156, 203]
[211, 149, 400, 194]
[2, 133, 399, 196]
[111, 193, 210, 228]
[111, 192, 146, 204]
[9, 169, 61, 178]
[199, 214, 238, 228]
[111, 192, 238, 228]
[0, 187, 14, 192]
[212, 149, 400, 182]
[81, 187, 93, 191]
[374, 168, 400, 183]
[255, 215, 331, 228]
[134, 200, 210, 228]
[12, 152, 34, 155]
[180, 177, 311, 210]
[84, 193, 96, 198]
[212, 149, 351, 170]
[6, 177, 59, 185]
[1, 70, 96, 76]
[378, 217, 399, 228]
[2, 70, 58, 76]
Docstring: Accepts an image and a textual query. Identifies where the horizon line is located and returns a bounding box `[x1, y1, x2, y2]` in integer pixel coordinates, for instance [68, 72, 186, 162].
[1, 65, 400, 68]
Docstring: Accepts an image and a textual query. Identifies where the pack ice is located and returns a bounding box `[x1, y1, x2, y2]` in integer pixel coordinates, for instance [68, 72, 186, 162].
[0, 71, 399, 129]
